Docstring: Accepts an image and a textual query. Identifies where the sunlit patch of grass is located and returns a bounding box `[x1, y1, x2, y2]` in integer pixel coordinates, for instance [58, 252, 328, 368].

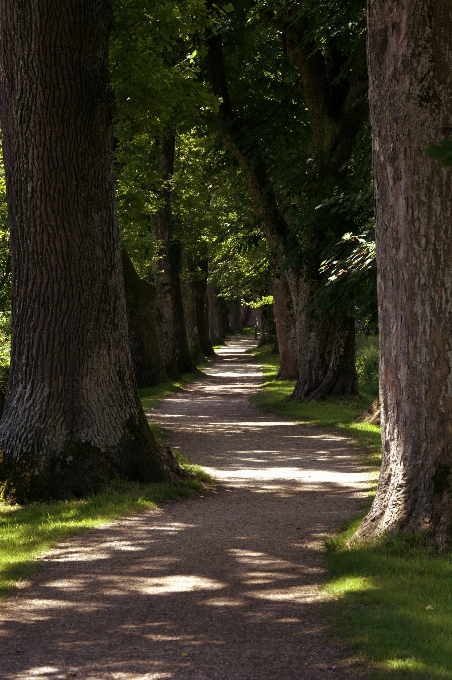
[0, 475, 207, 601]
[326, 523, 452, 679]
[139, 370, 204, 411]
[250, 341, 452, 678]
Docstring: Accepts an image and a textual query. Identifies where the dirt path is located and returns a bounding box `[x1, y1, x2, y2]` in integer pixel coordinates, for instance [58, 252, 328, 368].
[1, 337, 369, 679]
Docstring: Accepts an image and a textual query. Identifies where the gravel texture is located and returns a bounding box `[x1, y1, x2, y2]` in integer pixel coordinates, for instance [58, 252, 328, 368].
[0, 337, 370, 679]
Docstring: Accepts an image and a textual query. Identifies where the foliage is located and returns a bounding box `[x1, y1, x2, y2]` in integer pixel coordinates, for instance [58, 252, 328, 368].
[426, 139, 452, 167]
[355, 334, 379, 397]
[110, 0, 214, 275]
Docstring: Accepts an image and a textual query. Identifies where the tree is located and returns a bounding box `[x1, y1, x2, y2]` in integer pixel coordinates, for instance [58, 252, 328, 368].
[354, 0, 452, 548]
[0, 0, 177, 503]
[122, 247, 168, 388]
[204, 1, 368, 399]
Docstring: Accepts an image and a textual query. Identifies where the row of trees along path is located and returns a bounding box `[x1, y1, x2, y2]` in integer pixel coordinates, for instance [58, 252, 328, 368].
[0, 337, 369, 680]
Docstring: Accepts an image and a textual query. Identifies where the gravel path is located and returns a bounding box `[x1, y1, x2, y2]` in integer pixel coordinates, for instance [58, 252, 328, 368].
[1, 337, 369, 679]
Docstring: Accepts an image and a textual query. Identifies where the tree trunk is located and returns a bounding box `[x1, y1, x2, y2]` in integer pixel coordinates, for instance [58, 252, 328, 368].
[170, 240, 198, 374]
[241, 305, 251, 328]
[0, 0, 175, 503]
[272, 274, 298, 380]
[354, 0, 452, 548]
[151, 135, 195, 378]
[229, 297, 243, 334]
[122, 248, 168, 388]
[207, 283, 225, 345]
[194, 257, 215, 357]
[182, 271, 204, 365]
[151, 135, 179, 379]
[288, 273, 358, 400]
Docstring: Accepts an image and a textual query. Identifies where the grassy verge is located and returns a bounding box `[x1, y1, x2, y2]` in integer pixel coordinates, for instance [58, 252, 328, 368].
[250, 340, 452, 679]
[0, 368, 214, 602]
[325, 518, 452, 679]
[248, 343, 381, 463]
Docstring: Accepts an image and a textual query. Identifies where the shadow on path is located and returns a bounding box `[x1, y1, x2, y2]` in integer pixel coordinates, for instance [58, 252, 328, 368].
[0, 337, 369, 679]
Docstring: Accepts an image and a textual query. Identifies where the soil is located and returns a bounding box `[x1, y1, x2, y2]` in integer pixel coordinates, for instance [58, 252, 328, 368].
[0, 337, 370, 679]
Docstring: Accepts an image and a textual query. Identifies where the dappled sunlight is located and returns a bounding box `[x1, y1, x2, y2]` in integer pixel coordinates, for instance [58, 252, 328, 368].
[1, 338, 369, 679]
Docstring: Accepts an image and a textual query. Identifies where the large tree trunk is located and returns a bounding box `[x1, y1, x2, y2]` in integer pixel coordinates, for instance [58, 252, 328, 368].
[151, 135, 196, 378]
[0, 0, 175, 503]
[182, 269, 204, 365]
[354, 0, 452, 548]
[122, 248, 168, 388]
[288, 273, 358, 400]
[272, 274, 298, 380]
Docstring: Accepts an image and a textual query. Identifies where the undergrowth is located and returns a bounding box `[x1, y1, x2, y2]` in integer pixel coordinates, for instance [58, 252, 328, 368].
[0, 369, 214, 601]
[250, 338, 452, 679]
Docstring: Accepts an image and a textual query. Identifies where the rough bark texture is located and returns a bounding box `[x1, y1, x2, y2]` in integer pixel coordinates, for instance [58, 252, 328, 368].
[241, 305, 252, 328]
[0, 0, 173, 502]
[291, 312, 358, 400]
[151, 136, 196, 378]
[354, 397, 380, 426]
[196, 274, 215, 357]
[151, 135, 179, 379]
[272, 275, 298, 380]
[288, 274, 358, 400]
[355, 0, 452, 548]
[122, 248, 167, 388]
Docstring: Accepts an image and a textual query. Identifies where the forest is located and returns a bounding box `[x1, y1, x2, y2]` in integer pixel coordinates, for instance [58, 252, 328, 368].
[0, 1, 452, 679]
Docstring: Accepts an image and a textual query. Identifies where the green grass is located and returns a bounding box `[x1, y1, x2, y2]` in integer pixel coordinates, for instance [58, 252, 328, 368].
[0, 475, 207, 601]
[326, 521, 452, 679]
[250, 340, 452, 679]
[248, 343, 381, 462]
[139, 369, 205, 412]
[0, 369, 214, 601]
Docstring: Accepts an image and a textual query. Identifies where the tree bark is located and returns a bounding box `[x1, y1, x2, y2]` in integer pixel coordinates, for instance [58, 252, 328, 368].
[170, 239, 198, 374]
[207, 283, 224, 345]
[182, 269, 204, 365]
[272, 274, 298, 380]
[229, 297, 243, 334]
[151, 135, 196, 378]
[287, 272, 358, 400]
[0, 0, 175, 503]
[122, 248, 168, 388]
[151, 135, 179, 378]
[194, 256, 215, 357]
[354, 0, 452, 548]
